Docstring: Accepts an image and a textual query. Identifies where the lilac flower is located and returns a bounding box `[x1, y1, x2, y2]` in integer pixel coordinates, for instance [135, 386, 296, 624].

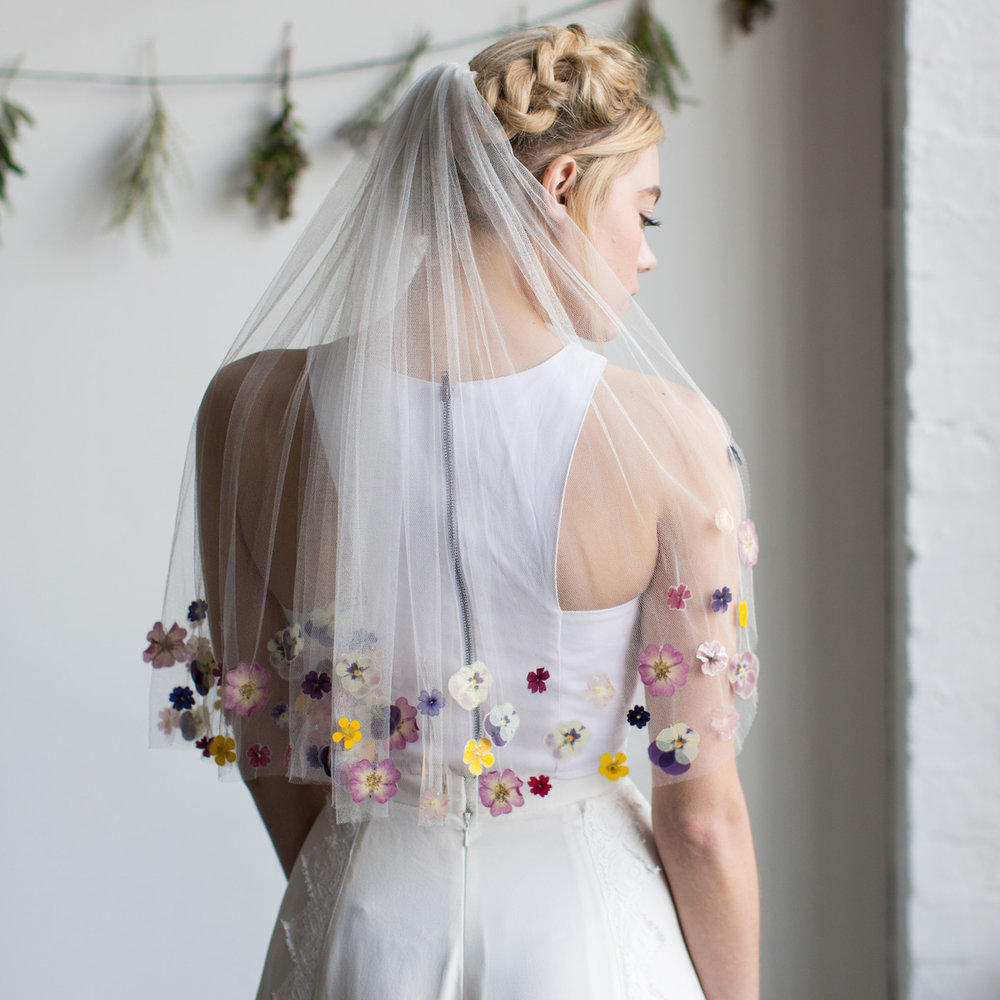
[187, 599, 208, 624]
[711, 586, 733, 613]
[417, 689, 444, 716]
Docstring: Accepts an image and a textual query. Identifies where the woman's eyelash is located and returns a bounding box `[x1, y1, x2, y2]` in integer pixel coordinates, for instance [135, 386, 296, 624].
[640, 213, 661, 228]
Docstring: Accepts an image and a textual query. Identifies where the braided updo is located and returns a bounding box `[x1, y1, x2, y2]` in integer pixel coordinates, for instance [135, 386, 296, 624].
[470, 24, 662, 235]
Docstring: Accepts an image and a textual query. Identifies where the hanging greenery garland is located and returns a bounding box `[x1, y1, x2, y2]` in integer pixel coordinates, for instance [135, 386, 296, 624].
[246, 29, 309, 222]
[622, 0, 689, 112]
[0, 63, 35, 244]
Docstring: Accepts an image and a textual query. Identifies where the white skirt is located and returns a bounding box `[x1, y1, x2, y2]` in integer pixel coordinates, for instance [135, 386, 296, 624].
[257, 774, 706, 1000]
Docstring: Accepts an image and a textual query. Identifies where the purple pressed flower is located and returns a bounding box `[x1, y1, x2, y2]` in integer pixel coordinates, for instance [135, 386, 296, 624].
[305, 745, 322, 769]
[187, 599, 208, 624]
[478, 768, 525, 817]
[169, 686, 195, 711]
[143, 621, 189, 669]
[637, 644, 690, 697]
[388, 696, 419, 750]
[626, 705, 650, 729]
[348, 758, 401, 804]
[711, 586, 733, 613]
[648, 724, 701, 776]
[271, 703, 289, 729]
[301, 670, 332, 700]
[417, 689, 444, 716]
[526, 668, 550, 693]
[350, 629, 378, 652]
[728, 651, 760, 699]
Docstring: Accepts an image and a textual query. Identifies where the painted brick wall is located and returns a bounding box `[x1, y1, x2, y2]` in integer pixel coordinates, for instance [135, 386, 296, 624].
[904, 1, 1000, 996]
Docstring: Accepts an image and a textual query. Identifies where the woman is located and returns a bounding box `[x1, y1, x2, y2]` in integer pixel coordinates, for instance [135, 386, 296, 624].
[147, 24, 760, 999]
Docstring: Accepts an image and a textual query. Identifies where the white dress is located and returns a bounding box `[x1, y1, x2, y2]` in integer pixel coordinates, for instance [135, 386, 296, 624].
[256, 344, 708, 1000]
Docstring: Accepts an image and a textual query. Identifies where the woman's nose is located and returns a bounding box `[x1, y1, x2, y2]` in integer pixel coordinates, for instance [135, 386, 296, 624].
[638, 234, 657, 274]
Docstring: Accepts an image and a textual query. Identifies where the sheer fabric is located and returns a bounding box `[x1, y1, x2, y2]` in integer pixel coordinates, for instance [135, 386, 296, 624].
[145, 65, 759, 827]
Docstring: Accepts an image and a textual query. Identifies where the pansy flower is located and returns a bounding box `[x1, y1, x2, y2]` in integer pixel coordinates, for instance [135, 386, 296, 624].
[648, 724, 700, 776]
[179, 705, 209, 742]
[417, 689, 444, 716]
[526, 667, 550, 693]
[303, 602, 337, 647]
[666, 583, 692, 610]
[728, 651, 759, 699]
[157, 707, 181, 735]
[349, 629, 379, 653]
[638, 644, 690, 697]
[271, 703, 289, 729]
[388, 697, 419, 750]
[247, 744, 271, 768]
[484, 703, 520, 747]
[585, 674, 616, 709]
[737, 520, 759, 566]
[598, 751, 629, 781]
[348, 758, 401, 804]
[187, 637, 217, 695]
[336, 651, 381, 698]
[711, 586, 733, 613]
[332, 717, 362, 750]
[463, 737, 495, 776]
[169, 686, 195, 711]
[478, 769, 525, 817]
[528, 775, 552, 797]
[420, 788, 451, 820]
[544, 721, 590, 759]
[710, 708, 740, 740]
[301, 669, 333, 700]
[448, 662, 492, 711]
[143, 621, 189, 669]
[208, 735, 237, 766]
[714, 508, 735, 534]
[696, 640, 729, 677]
[187, 599, 209, 624]
[267, 624, 304, 670]
[626, 705, 650, 729]
[224, 662, 272, 716]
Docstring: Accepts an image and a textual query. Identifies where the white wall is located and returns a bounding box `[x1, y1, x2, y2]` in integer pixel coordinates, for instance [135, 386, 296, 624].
[0, 2, 889, 997]
[898, 1, 1000, 997]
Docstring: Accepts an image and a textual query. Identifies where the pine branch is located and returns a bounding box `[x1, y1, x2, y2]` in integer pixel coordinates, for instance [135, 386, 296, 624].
[622, 0, 689, 112]
[335, 33, 431, 147]
[246, 89, 309, 222]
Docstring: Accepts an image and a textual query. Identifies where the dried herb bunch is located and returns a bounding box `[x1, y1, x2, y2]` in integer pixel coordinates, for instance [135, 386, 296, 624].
[0, 71, 35, 242]
[109, 86, 184, 250]
[623, 0, 689, 112]
[246, 76, 309, 222]
[735, 0, 776, 34]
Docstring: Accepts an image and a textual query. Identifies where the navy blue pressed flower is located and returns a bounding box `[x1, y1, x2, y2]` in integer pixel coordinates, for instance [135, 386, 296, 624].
[305, 745, 322, 769]
[187, 599, 209, 624]
[169, 686, 195, 711]
[711, 586, 733, 613]
[318, 745, 333, 778]
[301, 670, 332, 700]
[627, 705, 651, 729]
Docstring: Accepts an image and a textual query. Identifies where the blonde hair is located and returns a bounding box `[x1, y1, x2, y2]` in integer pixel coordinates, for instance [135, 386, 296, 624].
[471, 24, 663, 236]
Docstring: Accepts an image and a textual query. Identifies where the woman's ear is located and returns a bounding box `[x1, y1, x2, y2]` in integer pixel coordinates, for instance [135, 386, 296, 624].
[540, 155, 578, 212]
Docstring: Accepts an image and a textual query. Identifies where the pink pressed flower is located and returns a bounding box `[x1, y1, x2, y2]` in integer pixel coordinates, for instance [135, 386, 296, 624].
[737, 520, 759, 566]
[585, 674, 616, 709]
[728, 651, 759, 699]
[223, 662, 272, 717]
[419, 788, 451, 820]
[710, 708, 740, 740]
[388, 696, 420, 750]
[478, 768, 525, 817]
[528, 775, 551, 797]
[666, 584, 692, 610]
[526, 667, 550, 693]
[714, 508, 735, 534]
[143, 621, 189, 669]
[637, 644, 690, 697]
[348, 758, 401, 804]
[695, 640, 729, 677]
[247, 743, 271, 768]
[157, 707, 181, 735]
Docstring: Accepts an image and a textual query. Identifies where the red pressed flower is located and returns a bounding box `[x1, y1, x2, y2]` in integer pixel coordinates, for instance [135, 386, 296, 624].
[526, 668, 550, 694]
[528, 774, 552, 797]
[195, 736, 212, 758]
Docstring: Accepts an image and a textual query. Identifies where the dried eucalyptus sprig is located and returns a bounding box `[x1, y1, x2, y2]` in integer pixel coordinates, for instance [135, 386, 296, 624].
[734, 0, 776, 34]
[622, 0, 690, 113]
[1, 61, 35, 243]
[109, 84, 184, 250]
[335, 33, 431, 148]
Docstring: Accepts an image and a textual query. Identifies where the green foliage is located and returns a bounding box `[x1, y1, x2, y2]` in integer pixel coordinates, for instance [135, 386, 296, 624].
[246, 89, 309, 222]
[109, 88, 183, 250]
[622, 0, 689, 113]
[735, 0, 776, 34]
[335, 33, 431, 148]
[0, 93, 35, 241]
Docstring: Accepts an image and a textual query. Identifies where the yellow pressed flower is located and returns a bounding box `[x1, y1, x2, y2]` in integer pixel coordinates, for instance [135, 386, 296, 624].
[208, 735, 237, 766]
[332, 717, 362, 750]
[738, 600, 748, 628]
[463, 737, 494, 776]
[598, 751, 629, 781]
